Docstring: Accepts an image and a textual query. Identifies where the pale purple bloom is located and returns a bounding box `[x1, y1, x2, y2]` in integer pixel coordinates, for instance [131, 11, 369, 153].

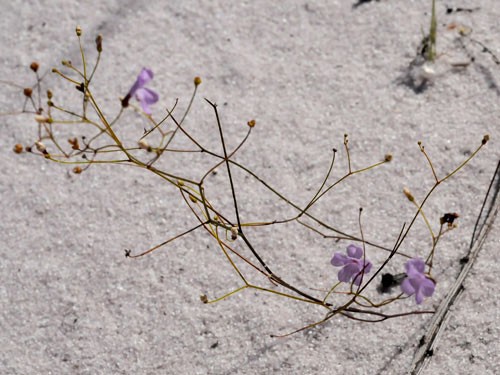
[331, 244, 372, 286]
[122, 68, 159, 115]
[401, 258, 435, 304]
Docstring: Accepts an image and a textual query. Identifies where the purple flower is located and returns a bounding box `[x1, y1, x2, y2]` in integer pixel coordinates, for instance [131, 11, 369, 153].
[331, 244, 372, 286]
[401, 258, 435, 304]
[122, 68, 159, 115]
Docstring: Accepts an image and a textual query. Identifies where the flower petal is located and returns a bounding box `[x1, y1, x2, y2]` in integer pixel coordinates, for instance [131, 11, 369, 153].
[346, 244, 363, 259]
[135, 87, 159, 114]
[401, 277, 416, 295]
[362, 260, 373, 274]
[137, 68, 154, 85]
[352, 271, 366, 286]
[338, 263, 360, 283]
[331, 252, 348, 266]
[421, 278, 435, 297]
[405, 258, 426, 274]
[415, 290, 424, 304]
[351, 259, 372, 285]
[128, 68, 154, 98]
[401, 259, 435, 304]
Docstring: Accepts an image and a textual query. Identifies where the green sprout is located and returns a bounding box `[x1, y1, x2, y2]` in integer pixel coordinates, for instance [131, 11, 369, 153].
[419, 0, 437, 62]
[428, 0, 437, 62]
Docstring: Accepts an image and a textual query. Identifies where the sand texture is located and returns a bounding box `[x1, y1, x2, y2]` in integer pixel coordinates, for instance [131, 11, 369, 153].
[1, 1, 499, 374]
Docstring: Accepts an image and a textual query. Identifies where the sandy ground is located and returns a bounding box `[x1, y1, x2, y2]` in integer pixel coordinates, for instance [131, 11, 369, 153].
[1, 1, 499, 374]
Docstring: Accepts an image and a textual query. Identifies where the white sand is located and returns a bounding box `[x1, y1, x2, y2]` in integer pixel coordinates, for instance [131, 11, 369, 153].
[1, 1, 499, 374]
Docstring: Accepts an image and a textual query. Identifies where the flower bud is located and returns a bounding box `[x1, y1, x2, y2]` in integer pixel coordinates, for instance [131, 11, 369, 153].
[230, 226, 238, 240]
[23, 88, 33, 97]
[138, 139, 152, 152]
[403, 187, 415, 202]
[13, 144, 24, 154]
[76, 25, 82, 36]
[384, 154, 393, 162]
[68, 137, 80, 150]
[194, 76, 202, 86]
[73, 166, 83, 174]
[76, 82, 85, 92]
[482, 134, 490, 145]
[35, 141, 47, 153]
[30, 62, 39, 72]
[95, 34, 103, 52]
[440, 212, 459, 226]
[247, 119, 256, 128]
[34, 114, 49, 123]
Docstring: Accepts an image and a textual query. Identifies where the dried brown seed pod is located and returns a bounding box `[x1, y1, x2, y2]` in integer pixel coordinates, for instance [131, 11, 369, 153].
[30, 62, 39, 72]
[13, 144, 24, 154]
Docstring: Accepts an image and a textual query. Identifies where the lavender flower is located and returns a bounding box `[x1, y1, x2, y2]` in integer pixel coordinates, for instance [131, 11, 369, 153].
[331, 244, 372, 286]
[122, 68, 159, 115]
[401, 258, 435, 304]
